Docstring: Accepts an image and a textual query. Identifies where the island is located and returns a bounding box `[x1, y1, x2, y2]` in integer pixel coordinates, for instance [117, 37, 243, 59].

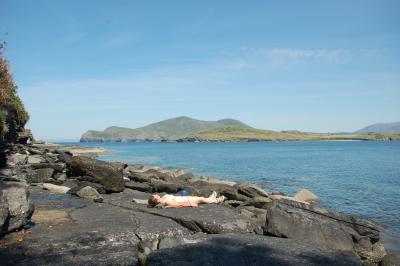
[81, 116, 400, 142]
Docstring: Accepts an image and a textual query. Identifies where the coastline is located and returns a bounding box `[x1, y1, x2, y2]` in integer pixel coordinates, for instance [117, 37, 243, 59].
[0, 141, 398, 265]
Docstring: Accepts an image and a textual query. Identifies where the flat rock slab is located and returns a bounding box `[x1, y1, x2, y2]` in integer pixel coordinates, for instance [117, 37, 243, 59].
[147, 233, 362, 266]
[0, 187, 197, 266]
[0, 202, 140, 266]
[104, 192, 258, 234]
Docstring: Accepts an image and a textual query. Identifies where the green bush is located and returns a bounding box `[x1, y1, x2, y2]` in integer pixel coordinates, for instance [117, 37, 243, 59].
[0, 44, 29, 144]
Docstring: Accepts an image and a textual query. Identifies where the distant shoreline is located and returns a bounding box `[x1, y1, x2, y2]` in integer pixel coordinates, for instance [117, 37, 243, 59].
[79, 138, 398, 143]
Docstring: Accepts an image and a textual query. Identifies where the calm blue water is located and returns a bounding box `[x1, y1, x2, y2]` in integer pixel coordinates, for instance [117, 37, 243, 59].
[64, 141, 400, 234]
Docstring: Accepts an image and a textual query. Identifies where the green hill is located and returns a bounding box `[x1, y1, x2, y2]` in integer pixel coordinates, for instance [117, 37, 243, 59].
[80, 116, 251, 142]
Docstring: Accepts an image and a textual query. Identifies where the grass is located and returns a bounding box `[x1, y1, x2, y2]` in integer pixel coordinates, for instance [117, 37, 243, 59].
[194, 127, 400, 141]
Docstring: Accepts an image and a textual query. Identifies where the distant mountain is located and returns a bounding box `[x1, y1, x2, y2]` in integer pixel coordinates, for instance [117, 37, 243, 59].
[80, 116, 251, 142]
[355, 121, 400, 134]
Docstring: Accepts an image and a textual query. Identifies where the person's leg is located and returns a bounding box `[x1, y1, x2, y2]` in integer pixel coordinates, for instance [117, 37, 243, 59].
[190, 194, 225, 205]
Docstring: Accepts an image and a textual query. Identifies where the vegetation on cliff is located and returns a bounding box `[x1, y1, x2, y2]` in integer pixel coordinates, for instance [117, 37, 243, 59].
[0, 42, 29, 144]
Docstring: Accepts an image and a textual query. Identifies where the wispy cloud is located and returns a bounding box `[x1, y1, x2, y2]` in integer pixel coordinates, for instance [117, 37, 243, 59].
[238, 47, 383, 67]
[265, 48, 348, 62]
[104, 33, 137, 47]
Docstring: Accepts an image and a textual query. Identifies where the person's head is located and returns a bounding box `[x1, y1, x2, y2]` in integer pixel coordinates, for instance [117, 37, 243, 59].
[148, 194, 161, 207]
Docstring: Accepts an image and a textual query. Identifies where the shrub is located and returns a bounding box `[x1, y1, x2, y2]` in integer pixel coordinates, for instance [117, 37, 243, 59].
[0, 42, 29, 143]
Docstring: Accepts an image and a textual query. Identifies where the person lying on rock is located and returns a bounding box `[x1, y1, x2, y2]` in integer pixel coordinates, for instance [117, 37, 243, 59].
[147, 191, 226, 208]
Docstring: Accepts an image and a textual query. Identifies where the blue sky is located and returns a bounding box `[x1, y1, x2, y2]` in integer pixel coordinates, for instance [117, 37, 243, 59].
[1, 0, 399, 140]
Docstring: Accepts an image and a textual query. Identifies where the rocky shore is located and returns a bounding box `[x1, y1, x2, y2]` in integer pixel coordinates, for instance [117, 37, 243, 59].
[0, 142, 398, 265]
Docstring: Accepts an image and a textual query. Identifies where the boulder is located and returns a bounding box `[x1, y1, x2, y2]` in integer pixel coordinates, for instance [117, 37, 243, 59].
[27, 155, 46, 164]
[147, 233, 362, 266]
[29, 162, 66, 172]
[0, 181, 34, 235]
[150, 179, 179, 194]
[42, 183, 71, 194]
[56, 150, 73, 162]
[238, 206, 268, 231]
[125, 181, 152, 192]
[67, 180, 106, 195]
[189, 179, 249, 201]
[26, 168, 55, 183]
[75, 186, 104, 203]
[7, 153, 28, 166]
[294, 188, 321, 204]
[111, 161, 127, 172]
[237, 183, 269, 198]
[265, 199, 383, 262]
[67, 156, 124, 193]
[242, 196, 272, 209]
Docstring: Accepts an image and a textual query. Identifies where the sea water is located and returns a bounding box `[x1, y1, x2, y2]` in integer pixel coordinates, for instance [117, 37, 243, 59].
[65, 141, 400, 235]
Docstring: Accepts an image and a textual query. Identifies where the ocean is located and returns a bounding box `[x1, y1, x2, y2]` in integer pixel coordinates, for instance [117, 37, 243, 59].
[64, 141, 400, 236]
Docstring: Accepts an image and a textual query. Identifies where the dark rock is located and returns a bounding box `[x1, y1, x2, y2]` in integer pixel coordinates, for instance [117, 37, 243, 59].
[237, 183, 269, 198]
[0, 203, 140, 265]
[265, 199, 383, 262]
[111, 161, 127, 172]
[16, 129, 33, 144]
[56, 150, 73, 162]
[147, 233, 362, 266]
[243, 196, 272, 209]
[28, 162, 66, 172]
[129, 172, 152, 183]
[189, 180, 249, 201]
[62, 179, 80, 189]
[238, 206, 268, 230]
[26, 168, 55, 183]
[0, 181, 34, 235]
[150, 179, 180, 194]
[66, 156, 124, 193]
[125, 181, 152, 192]
[174, 172, 195, 182]
[223, 200, 243, 207]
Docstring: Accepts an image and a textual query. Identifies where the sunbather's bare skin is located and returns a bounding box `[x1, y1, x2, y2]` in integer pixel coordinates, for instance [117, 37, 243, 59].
[148, 191, 225, 208]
